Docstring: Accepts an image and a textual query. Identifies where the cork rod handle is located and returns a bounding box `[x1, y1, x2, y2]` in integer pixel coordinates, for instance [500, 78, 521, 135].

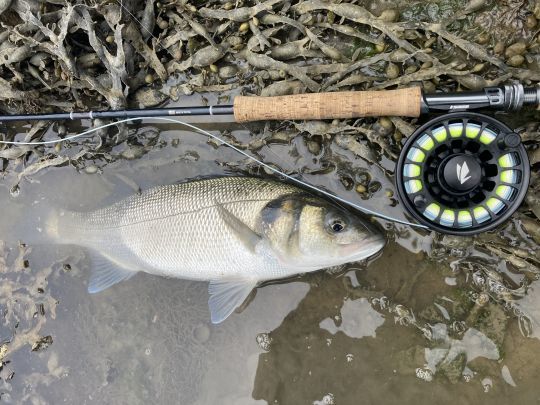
[233, 87, 423, 123]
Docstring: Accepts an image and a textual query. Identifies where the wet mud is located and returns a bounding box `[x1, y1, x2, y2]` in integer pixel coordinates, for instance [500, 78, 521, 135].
[0, 0, 539, 403]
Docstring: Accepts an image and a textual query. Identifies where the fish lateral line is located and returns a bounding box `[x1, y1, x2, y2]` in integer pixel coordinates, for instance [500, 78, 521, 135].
[64, 196, 298, 231]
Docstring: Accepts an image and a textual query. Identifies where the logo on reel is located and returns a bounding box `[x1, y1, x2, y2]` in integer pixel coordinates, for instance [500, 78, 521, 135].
[456, 161, 472, 185]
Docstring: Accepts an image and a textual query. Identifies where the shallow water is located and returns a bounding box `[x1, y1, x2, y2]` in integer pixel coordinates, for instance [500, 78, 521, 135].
[0, 94, 539, 404]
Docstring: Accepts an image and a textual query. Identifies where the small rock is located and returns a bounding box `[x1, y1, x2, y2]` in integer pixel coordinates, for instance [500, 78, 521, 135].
[29, 52, 49, 67]
[526, 14, 538, 29]
[306, 139, 321, 155]
[404, 65, 418, 75]
[267, 70, 282, 81]
[507, 54, 525, 67]
[476, 32, 490, 45]
[144, 73, 154, 84]
[385, 62, 400, 79]
[389, 48, 410, 62]
[218, 65, 238, 79]
[134, 87, 167, 108]
[455, 74, 487, 90]
[493, 41, 505, 55]
[157, 18, 169, 30]
[84, 165, 98, 174]
[375, 42, 386, 53]
[239, 22, 249, 32]
[404, 30, 418, 40]
[505, 41, 527, 58]
[378, 117, 394, 134]
[260, 80, 305, 97]
[471, 63, 485, 73]
[355, 184, 367, 194]
[379, 9, 399, 22]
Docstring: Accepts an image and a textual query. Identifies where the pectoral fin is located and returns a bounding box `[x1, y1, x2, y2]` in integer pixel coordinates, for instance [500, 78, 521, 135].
[208, 277, 258, 324]
[216, 202, 261, 253]
[86, 251, 137, 293]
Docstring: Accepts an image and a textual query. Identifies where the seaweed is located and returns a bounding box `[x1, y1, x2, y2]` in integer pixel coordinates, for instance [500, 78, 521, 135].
[0, 0, 539, 400]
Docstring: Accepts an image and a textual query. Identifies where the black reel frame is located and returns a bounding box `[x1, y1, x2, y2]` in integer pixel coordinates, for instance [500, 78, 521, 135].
[396, 112, 530, 235]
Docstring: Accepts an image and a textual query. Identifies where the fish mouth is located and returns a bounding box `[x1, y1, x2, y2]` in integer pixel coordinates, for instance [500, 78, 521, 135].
[280, 234, 386, 271]
[341, 235, 386, 263]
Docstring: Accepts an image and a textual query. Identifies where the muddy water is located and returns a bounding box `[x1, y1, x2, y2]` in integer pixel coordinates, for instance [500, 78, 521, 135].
[0, 96, 539, 404]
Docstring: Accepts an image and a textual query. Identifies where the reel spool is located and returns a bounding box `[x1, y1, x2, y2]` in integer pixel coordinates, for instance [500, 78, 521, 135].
[396, 112, 530, 235]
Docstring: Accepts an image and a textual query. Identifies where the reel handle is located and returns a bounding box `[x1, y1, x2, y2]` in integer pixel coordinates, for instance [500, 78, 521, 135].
[233, 87, 422, 122]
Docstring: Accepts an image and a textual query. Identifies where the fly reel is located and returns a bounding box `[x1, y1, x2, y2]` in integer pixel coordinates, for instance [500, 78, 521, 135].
[396, 112, 530, 235]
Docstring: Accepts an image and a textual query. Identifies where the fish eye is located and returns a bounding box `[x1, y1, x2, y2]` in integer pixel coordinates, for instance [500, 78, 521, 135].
[330, 219, 345, 233]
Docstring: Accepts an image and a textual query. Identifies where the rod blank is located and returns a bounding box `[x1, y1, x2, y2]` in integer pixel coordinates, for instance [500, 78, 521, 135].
[0, 105, 234, 123]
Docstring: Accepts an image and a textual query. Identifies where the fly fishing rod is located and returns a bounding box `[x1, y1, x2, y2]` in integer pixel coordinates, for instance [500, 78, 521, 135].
[1, 84, 538, 123]
[0, 84, 537, 235]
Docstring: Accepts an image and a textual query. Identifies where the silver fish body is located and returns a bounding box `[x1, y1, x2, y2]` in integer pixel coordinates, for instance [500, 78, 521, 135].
[47, 177, 385, 323]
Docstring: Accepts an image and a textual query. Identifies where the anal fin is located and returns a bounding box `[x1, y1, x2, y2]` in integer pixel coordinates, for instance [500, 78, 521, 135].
[208, 276, 258, 324]
[87, 251, 137, 294]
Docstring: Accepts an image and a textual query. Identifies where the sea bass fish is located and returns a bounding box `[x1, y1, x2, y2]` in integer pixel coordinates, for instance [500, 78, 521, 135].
[43, 177, 385, 323]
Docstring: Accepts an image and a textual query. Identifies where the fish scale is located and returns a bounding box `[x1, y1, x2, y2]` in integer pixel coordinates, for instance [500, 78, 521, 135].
[54, 177, 303, 279]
